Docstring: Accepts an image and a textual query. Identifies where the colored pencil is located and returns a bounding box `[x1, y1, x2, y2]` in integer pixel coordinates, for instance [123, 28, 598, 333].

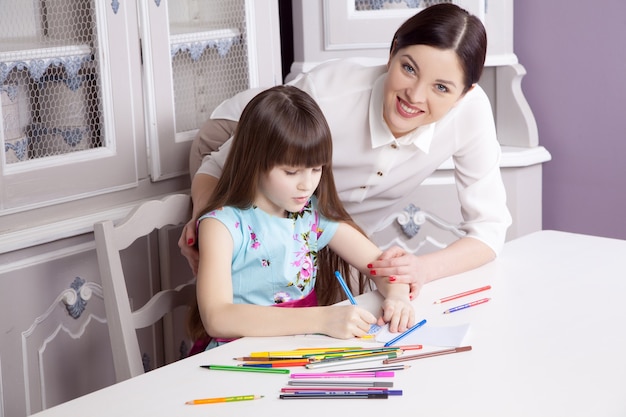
[280, 393, 388, 399]
[383, 346, 472, 364]
[325, 365, 411, 373]
[305, 353, 398, 369]
[248, 348, 356, 358]
[443, 297, 490, 314]
[433, 285, 491, 304]
[334, 271, 357, 305]
[201, 365, 290, 374]
[383, 319, 427, 347]
[185, 394, 263, 405]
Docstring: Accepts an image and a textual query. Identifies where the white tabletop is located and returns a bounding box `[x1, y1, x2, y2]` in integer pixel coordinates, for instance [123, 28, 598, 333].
[31, 230, 626, 417]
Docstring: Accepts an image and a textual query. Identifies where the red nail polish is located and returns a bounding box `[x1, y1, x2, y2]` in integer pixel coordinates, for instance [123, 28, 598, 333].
[187, 238, 194, 245]
[367, 264, 373, 269]
[389, 276, 396, 282]
[370, 270, 376, 276]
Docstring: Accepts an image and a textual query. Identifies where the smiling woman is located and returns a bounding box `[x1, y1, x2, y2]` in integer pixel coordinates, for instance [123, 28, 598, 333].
[183, 3, 511, 340]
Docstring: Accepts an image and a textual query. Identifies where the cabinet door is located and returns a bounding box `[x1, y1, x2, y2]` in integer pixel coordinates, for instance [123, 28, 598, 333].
[139, 0, 281, 181]
[0, 0, 139, 214]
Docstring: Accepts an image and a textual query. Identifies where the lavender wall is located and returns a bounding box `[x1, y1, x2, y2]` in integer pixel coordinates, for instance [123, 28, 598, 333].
[514, 1, 626, 240]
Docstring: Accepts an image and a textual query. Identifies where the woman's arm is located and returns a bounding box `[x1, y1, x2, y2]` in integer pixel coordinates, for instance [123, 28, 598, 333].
[179, 119, 237, 275]
[196, 218, 378, 339]
[328, 223, 415, 332]
[371, 237, 495, 296]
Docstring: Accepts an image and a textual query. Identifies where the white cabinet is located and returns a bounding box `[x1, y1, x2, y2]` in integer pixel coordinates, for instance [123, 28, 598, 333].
[0, 0, 139, 213]
[289, 0, 550, 249]
[0, 1, 281, 416]
[140, 0, 281, 180]
[0, 0, 281, 236]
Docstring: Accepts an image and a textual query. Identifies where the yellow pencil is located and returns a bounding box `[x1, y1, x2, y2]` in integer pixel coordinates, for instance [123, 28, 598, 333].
[249, 348, 355, 357]
[185, 394, 264, 405]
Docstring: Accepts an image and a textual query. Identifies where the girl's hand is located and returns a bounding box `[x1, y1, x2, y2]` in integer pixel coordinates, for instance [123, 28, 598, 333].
[378, 296, 415, 333]
[369, 246, 426, 298]
[320, 306, 377, 339]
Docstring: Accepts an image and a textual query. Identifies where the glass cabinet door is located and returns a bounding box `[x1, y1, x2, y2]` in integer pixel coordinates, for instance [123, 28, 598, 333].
[139, 0, 281, 181]
[0, 0, 138, 214]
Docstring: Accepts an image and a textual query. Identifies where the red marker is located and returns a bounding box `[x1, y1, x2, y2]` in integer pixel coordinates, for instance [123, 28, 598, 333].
[443, 297, 490, 314]
[433, 285, 491, 304]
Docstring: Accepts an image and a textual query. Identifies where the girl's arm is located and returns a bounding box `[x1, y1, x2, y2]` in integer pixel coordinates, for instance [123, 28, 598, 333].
[195, 218, 378, 339]
[328, 223, 415, 332]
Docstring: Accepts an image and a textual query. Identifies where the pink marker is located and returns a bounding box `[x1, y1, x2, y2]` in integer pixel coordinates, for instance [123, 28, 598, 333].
[290, 371, 394, 379]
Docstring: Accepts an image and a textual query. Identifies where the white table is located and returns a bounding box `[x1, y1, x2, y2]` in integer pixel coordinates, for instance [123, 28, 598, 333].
[31, 231, 626, 417]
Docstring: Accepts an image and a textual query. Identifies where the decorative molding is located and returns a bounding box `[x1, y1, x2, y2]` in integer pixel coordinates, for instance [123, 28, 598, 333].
[170, 29, 241, 60]
[4, 137, 28, 161]
[171, 37, 239, 61]
[21, 281, 105, 414]
[373, 204, 466, 254]
[62, 277, 103, 319]
[0, 52, 92, 88]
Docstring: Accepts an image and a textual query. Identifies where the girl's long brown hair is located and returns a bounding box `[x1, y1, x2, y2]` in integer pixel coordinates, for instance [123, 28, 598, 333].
[188, 85, 369, 341]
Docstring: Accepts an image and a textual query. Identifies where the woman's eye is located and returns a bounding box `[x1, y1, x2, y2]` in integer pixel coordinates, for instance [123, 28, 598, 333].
[402, 63, 416, 75]
[312, 167, 323, 173]
[284, 170, 297, 175]
[436, 84, 449, 93]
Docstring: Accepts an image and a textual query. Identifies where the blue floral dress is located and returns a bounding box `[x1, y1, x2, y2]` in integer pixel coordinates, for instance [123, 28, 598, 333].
[198, 196, 339, 306]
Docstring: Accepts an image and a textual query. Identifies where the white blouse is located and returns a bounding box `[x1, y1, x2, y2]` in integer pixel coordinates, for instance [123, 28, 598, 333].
[197, 59, 512, 254]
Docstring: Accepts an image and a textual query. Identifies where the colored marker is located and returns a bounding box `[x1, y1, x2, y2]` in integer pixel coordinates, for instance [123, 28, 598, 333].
[290, 371, 394, 378]
[383, 319, 427, 347]
[334, 271, 357, 305]
[443, 297, 490, 314]
[290, 390, 403, 396]
[185, 394, 263, 405]
[280, 392, 389, 399]
[201, 364, 290, 374]
[433, 285, 491, 304]
[287, 380, 394, 387]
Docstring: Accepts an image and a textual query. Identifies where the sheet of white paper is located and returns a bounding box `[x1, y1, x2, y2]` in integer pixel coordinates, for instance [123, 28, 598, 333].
[374, 323, 470, 347]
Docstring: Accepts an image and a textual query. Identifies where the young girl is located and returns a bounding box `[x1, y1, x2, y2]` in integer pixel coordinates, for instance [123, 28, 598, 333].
[188, 85, 414, 350]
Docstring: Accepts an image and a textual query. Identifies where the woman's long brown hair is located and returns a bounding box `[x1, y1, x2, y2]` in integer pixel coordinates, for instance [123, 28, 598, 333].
[188, 85, 369, 341]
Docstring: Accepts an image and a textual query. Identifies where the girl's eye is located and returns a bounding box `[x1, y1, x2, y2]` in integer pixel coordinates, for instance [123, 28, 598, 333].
[312, 167, 323, 173]
[284, 170, 297, 175]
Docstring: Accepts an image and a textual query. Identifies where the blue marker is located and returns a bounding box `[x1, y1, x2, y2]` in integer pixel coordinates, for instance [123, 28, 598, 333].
[334, 271, 357, 305]
[383, 319, 427, 347]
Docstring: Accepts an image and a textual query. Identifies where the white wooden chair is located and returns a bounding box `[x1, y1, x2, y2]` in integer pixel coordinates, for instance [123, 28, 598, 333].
[94, 194, 196, 383]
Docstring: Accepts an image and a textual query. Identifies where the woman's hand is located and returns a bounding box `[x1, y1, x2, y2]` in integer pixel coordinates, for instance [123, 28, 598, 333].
[368, 246, 426, 298]
[178, 218, 200, 276]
